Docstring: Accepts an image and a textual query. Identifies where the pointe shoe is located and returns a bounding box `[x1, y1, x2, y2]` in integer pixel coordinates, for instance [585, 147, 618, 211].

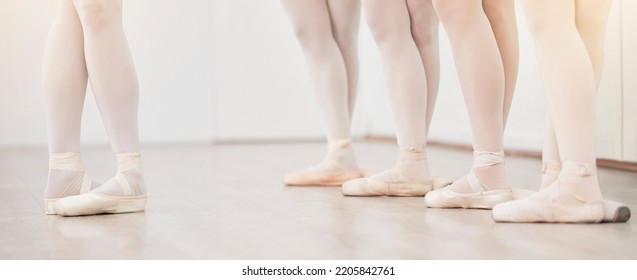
[512, 188, 536, 199]
[602, 200, 631, 223]
[425, 188, 512, 209]
[284, 140, 365, 186]
[342, 174, 451, 197]
[492, 161, 604, 223]
[342, 147, 451, 196]
[54, 153, 147, 217]
[44, 153, 96, 215]
[540, 162, 631, 223]
[425, 151, 512, 209]
[513, 188, 631, 223]
[283, 159, 366, 186]
[54, 193, 147, 216]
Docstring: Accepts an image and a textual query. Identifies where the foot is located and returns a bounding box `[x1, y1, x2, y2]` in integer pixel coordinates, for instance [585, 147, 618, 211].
[425, 151, 512, 209]
[342, 148, 451, 197]
[283, 161, 365, 186]
[284, 140, 365, 186]
[540, 161, 631, 223]
[492, 161, 604, 223]
[44, 153, 98, 215]
[54, 153, 147, 216]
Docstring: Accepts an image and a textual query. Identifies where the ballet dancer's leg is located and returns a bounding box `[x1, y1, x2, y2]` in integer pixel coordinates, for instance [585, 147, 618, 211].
[483, 0, 519, 127]
[407, 0, 440, 133]
[343, 0, 451, 197]
[493, 0, 604, 223]
[327, 0, 361, 116]
[425, 0, 511, 208]
[536, 0, 629, 222]
[42, 0, 97, 214]
[281, 0, 364, 186]
[54, 0, 146, 216]
[541, 0, 612, 189]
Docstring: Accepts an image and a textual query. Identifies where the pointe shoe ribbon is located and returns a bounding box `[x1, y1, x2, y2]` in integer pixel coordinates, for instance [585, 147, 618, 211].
[425, 151, 512, 209]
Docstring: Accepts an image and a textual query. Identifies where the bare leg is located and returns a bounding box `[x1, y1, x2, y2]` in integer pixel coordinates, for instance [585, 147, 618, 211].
[54, 0, 146, 216]
[425, 0, 511, 209]
[42, 0, 95, 214]
[281, 0, 363, 186]
[493, 0, 604, 223]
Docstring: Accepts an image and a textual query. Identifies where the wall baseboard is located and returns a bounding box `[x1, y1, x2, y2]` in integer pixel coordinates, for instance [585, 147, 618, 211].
[365, 135, 637, 172]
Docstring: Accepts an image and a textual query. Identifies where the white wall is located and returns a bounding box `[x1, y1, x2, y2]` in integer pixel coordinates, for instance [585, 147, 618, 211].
[0, 0, 54, 147]
[212, 0, 335, 141]
[622, 0, 637, 162]
[0, 0, 213, 148]
[0, 0, 632, 162]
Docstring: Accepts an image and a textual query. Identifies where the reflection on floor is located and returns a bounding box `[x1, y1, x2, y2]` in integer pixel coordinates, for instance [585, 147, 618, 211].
[0, 141, 635, 259]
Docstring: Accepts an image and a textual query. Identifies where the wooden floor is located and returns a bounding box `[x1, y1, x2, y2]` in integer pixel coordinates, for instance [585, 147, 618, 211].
[0, 141, 636, 259]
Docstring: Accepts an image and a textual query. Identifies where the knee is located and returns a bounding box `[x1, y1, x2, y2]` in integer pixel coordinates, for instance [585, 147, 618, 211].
[483, 4, 515, 32]
[432, 0, 476, 26]
[332, 29, 358, 54]
[522, 5, 572, 40]
[365, 15, 390, 43]
[291, 25, 332, 53]
[366, 15, 410, 48]
[73, 0, 120, 32]
[576, 13, 608, 40]
[411, 17, 439, 47]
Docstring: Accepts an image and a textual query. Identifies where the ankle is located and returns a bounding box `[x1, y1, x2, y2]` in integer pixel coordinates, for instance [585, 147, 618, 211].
[116, 153, 145, 191]
[49, 152, 85, 171]
[44, 170, 92, 200]
[558, 161, 602, 202]
[93, 153, 146, 197]
[324, 142, 358, 170]
[541, 161, 561, 189]
[327, 138, 352, 153]
[473, 164, 508, 190]
[116, 152, 141, 172]
[395, 147, 430, 182]
[471, 150, 508, 190]
[45, 153, 93, 199]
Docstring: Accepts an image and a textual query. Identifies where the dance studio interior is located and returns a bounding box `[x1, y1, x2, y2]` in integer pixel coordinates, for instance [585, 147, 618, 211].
[1, 0, 636, 262]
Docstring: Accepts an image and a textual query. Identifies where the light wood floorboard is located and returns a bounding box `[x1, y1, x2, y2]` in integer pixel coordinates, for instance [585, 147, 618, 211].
[0, 141, 635, 259]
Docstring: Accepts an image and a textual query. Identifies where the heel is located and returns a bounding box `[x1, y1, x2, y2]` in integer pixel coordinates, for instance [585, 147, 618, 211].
[109, 196, 147, 214]
[44, 200, 57, 215]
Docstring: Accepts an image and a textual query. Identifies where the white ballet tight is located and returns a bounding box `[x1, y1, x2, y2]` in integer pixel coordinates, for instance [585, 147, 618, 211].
[540, 0, 612, 191]
[42, 0, 142, 202]
[522, 0, 603, 203]
[432, 0, 516, 193]
[362, 0, 439, 183]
